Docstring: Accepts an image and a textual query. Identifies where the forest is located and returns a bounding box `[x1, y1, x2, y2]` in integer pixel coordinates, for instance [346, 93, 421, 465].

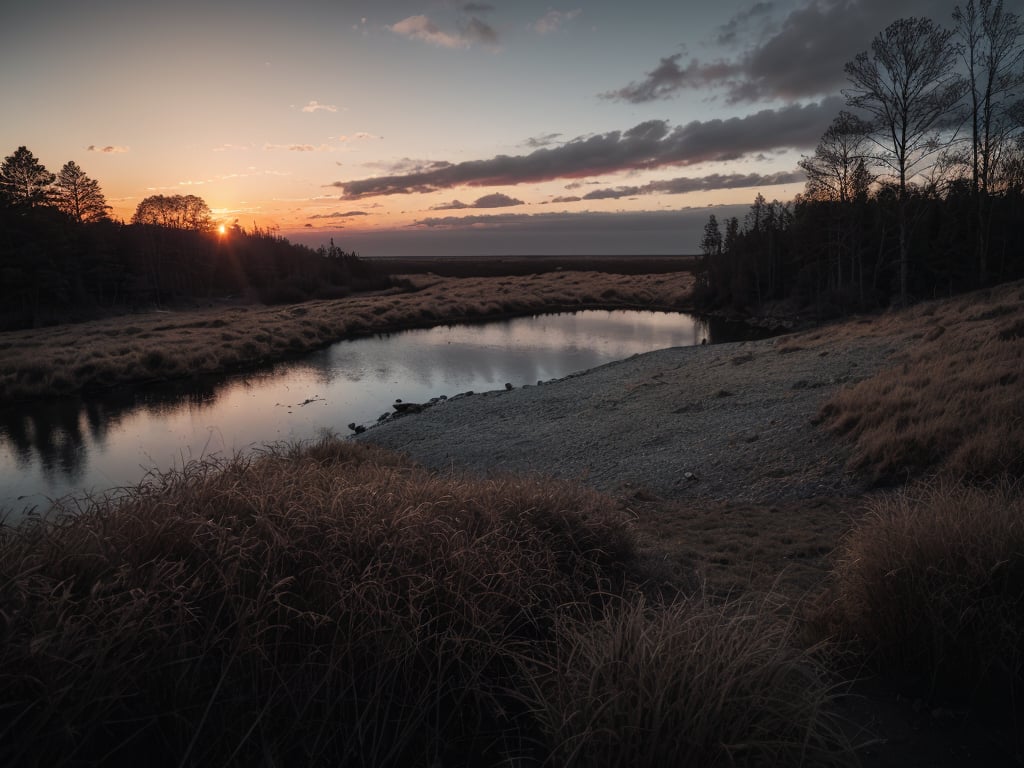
[697, 5, 1024, 315]
[0, 150, 383, 331]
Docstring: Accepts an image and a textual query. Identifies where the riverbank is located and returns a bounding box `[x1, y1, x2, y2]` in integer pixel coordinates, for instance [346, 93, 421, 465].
[4, 274, 1022, 765]
[0, 269, 694, 402]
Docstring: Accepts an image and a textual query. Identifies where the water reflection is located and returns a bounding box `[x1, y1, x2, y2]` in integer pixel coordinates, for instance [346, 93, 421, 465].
[0, 311, 769, 515]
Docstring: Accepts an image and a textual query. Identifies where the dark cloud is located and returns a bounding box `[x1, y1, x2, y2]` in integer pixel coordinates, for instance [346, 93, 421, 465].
[332, 99, 840, 199]
[307, 210, 369, 220]
[287, 206, 754, 257]
[601, 54, 743, 103]
[523, 132, 563, 148]
[604, 0, 959, 103]
[431, 193, 525, 210]
[717, 2, 775, 46]
[581, 170, 805, 200]
[548, 195, 582, 203]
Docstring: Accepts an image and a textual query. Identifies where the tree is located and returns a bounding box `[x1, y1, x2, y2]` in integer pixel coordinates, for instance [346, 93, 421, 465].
[953, 0, 1024, 281]
[53, 161, 111, 223]
[799, 112, 876, 204]
[131, 194, 213, 231]
[844, 17, 966, 304]
[0, 146, 55, 207]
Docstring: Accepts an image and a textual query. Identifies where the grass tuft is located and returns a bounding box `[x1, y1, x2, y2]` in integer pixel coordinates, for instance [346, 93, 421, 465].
[823, 480, 1024, 706]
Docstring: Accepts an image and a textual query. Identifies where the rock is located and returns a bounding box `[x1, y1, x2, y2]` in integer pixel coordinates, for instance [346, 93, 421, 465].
[347, 422, 366, 434]
[393, 402, 424, 414]
[505, 382, 513, 390]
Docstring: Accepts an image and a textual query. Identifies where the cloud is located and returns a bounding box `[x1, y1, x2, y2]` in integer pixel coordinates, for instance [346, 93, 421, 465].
[332, 99, 840, 199]
[602, 54, 743, 103]
[604, 0, 959, 103]
[547, 195, 582, 204]
[307, 210, 369, 220]
[717, 2, 775, 45]
[580, 170, 805, 200]
[390, 14, 497, 48]
[264, 143, 336, 152]
[523, 132, 563, 148]
[338, 132, 381, 142]
[534, 9, 581, 35]
[87, 144, 129, 154]
[301, 100, 338, 113]
[431, 193, 525, 210]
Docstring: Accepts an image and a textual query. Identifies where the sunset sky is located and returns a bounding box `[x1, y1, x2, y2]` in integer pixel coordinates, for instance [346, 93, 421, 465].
[2, 0, 963, 256]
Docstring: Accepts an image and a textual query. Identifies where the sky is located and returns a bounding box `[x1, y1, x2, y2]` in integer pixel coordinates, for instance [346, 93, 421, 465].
[1, 0, 968, 256]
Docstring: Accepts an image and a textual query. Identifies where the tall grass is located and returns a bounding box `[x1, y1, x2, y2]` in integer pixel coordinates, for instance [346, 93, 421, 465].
[0, 438, 852, 767]
[521, 595, 854, 768]
[824, 480, 1024, 706]
[817, 281, 1024, 483]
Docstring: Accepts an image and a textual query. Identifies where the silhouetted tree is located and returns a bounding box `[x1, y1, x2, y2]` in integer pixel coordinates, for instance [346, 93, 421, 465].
[844, 17, 966, 304]
[132, 194, 213, 231]
[0, 146, 55, 208]
[953, 0, 1024, 281]
[53, 161, 111, 223]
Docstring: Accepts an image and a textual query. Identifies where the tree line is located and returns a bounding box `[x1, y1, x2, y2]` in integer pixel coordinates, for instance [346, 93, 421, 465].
[0, 148, 385, 330]
[697, 0, 1024, 315]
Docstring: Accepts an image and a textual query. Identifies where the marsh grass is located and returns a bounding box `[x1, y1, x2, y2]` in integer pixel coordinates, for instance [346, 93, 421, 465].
[0, 437, 852, 767]
[823, 480, 1024, 707]
[0, 270, 694, 401]
[521, 595, 854, 768]
[813, 280, 1024, 482]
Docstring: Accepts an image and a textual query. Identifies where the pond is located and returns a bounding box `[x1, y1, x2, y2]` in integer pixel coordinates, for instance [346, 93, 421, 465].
[0, 310, 769, 517]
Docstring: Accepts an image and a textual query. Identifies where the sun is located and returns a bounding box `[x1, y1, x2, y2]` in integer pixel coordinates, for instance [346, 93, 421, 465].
[218, 223, 227, 236]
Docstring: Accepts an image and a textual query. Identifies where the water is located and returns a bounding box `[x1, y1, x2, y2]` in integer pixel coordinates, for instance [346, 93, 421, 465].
[0, 310, 766, 517]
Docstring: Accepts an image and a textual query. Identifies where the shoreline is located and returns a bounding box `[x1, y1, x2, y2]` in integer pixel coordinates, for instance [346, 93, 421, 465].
[0, 269, 696, 403]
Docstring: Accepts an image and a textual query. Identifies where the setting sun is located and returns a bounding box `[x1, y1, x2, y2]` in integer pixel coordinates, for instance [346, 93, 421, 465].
[218, 224, 227, 236]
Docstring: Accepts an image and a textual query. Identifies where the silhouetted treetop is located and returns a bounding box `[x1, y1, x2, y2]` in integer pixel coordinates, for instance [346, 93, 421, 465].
[53, 161, 110, 223]
[0, 146, 55, 208]
[132, 194, 213, 231]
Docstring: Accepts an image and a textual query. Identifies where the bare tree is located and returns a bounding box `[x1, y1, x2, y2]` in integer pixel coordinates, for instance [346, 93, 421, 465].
[799, 112, 876, 204]
[53, 161, 111, 223]
[0, 146, 55, 207]
[844, 17, 966, 304]
[953, 0, 1024, 281]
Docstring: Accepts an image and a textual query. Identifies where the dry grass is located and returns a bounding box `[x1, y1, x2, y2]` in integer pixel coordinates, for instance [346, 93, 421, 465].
[522, 595, 854, 768]
[822, 480, 1024, 707]
[0, 270, 694, 401]
[0, 437, 852, 767]
[811, 280, 1024, 483]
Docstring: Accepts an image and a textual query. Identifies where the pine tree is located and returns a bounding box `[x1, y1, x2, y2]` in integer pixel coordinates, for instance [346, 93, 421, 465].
[53, 161, 111, 223]
[0, 146, 55, 207]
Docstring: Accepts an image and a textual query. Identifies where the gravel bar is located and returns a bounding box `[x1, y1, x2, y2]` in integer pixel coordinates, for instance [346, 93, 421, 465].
[355, 334, 896, 502]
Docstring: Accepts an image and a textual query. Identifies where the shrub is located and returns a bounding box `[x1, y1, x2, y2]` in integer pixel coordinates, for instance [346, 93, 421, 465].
[825, 481, 1024, 706]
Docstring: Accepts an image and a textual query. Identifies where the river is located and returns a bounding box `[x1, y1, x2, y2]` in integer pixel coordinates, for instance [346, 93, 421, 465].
[0, 310, 768, 517]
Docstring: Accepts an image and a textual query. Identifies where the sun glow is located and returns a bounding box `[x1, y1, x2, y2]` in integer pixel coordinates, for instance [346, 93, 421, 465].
[218, 224, 227, 236]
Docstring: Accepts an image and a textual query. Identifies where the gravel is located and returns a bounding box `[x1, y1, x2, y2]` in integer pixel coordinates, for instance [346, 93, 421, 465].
[355, 333, 896, 502]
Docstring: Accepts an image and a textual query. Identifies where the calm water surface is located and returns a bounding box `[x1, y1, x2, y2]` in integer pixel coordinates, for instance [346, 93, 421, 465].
[0, 310, 760, 516]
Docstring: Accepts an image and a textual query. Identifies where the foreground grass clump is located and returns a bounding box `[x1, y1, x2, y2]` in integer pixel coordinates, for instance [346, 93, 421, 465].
[0, 438, 851, 767]
[826, 481, 1024, 706]
[523, 595, 852, 768]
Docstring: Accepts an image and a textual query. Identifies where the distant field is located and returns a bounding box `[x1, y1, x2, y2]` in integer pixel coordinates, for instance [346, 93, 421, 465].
[362, 254, 700, 277]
